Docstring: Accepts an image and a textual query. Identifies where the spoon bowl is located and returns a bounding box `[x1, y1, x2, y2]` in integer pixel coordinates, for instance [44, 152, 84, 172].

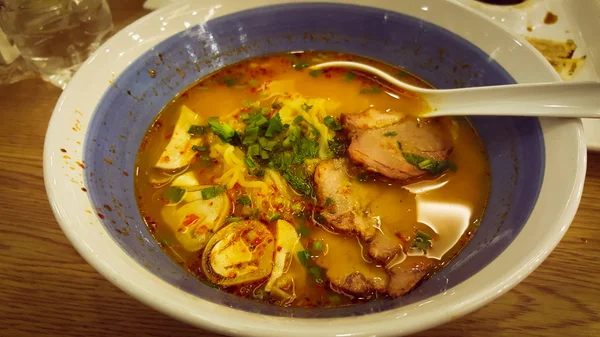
[310, 61, 600, 118]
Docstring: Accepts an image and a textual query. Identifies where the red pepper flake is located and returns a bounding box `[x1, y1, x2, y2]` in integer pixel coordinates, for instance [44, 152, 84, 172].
[182, 214, 200, 226]
[60, 148, 67, 153]
[104, 158, 113, 165]
[97, 213, 105, 219]
[103, 204, 113, 211]
[123, 171, 129, 176]
[76, 161, 85, 169]
[81, 187, 87, 192]
[276, 246, 282, 252]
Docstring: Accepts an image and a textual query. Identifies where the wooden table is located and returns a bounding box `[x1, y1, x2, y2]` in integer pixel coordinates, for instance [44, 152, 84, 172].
[1, 1, 599, 336]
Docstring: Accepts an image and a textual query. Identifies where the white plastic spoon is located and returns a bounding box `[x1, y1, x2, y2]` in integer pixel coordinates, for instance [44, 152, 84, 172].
[309, 61, 600, 118]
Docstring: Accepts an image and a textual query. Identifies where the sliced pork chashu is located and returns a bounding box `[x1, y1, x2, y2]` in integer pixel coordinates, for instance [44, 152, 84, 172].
[313, 158, 433, 297]
[342, 108, 453, 181]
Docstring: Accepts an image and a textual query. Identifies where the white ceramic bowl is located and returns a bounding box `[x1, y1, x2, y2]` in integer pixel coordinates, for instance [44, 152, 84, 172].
[43, 1, 586, 336]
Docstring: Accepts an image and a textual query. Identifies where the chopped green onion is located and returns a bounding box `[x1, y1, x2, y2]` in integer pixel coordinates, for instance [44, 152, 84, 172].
[312, 241, 324, 252]
[384, 131, 398, 137]
[244, 157, 256, 168]
[236, 196, 251, 206]
[242, 125, 259, 145]
[324, 198, 335, 206]
[328, 294, 342, 304]
[324, 116, 342, 131]
[247, 144, 260, 157]
[314, 213, 326, 224]
[328, 137, 347, 158]
[207, 117, 238, 144]
[297, 250, 311, 266]
[360, 85, 383, 94]
[226, 216, 243, 223]
[188, 125, 207, 135]
[267, 213, 282, 222]
[164, 187, 185, 203]
[223, 77, 236, 87]
[395, 71, 409, 78]
[343, 72, 356, 82]
[308, 266, 324, 283]
[201, 186, 225, 200]
[292, 61, 310, 70]
[308, 69, 322, 77]
[265, 113, 284, 137]
[297, 225, 311, 238]
[192, 145, 208, 152]
[301, 103, 313, 112]
[253, 169, 265, 177]
[160, 238, 170, 246]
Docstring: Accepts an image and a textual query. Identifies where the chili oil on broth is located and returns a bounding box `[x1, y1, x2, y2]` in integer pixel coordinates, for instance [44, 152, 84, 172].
[134, 51, 491, 308]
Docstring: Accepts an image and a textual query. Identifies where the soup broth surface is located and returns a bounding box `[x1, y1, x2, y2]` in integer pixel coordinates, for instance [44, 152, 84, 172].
[135, 51, 490, 308]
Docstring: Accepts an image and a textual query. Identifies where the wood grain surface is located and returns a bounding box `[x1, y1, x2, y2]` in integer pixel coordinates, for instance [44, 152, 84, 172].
[0, 1, 598, 336]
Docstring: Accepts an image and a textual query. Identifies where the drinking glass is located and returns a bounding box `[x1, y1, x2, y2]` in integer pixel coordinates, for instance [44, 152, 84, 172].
[0, 0, 113, 89]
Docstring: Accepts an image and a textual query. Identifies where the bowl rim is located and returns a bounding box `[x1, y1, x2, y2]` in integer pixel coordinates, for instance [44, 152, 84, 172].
[43, 1, 586, 336]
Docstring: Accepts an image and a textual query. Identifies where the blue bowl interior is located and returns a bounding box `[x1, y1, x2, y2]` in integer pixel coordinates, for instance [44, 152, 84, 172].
[84, 3, 544, 317]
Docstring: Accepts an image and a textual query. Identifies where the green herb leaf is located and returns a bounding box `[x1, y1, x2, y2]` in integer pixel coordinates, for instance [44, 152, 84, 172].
[297, 250, 311, 266]
[301, 103, 313, 112]
[412, 230, 433, 252]
[207, 117, 238, 144]
[236, 196, 251, 206]
[328, 137, 347, 158]
[247, 79, 259, 87]
[324, 116, 342, 131]
[292, 61, 310, 70]
[252, 169, 265, 177]
[397, 141, 403, 150]
[265, 113, 284, 137]
[192, 145, 208, 152]
[308, 69, 322, 77]
[226, 216, 243, 223]
[283, 171, 313, 196]
[293, 115, 321, 137]
[267, 213, 282, 222]
[188, 125, 207, 135]
[312, 241, 324, 252]
[164, 187, 185, 203]
[395, 71, 409, 78]
[201, 186, 225, 200]
[360, 85, 383, 94]
[343, 72, 356, 82]
[160, 238, 170, 247]
[324, 198, 335, 206]
[402, 152, 457, 175]
[314, 213, 326, 224]
[384, 131, 398, 137]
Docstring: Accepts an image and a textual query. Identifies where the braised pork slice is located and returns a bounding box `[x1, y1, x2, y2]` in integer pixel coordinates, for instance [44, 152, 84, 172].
[342, 109, 453, 181]
[342, 107, 404, 132]
[313, 158, 377, 242]
[368, 231, 403, 264]
[387, 259, 433, 297]
[332, 271, 387, 297]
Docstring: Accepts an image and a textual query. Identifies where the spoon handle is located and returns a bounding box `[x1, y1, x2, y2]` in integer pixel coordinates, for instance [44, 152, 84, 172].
[423, 81, 600, 118]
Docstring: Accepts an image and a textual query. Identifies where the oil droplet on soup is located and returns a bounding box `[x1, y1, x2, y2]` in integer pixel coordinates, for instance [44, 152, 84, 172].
[134, 51, 491, 308]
